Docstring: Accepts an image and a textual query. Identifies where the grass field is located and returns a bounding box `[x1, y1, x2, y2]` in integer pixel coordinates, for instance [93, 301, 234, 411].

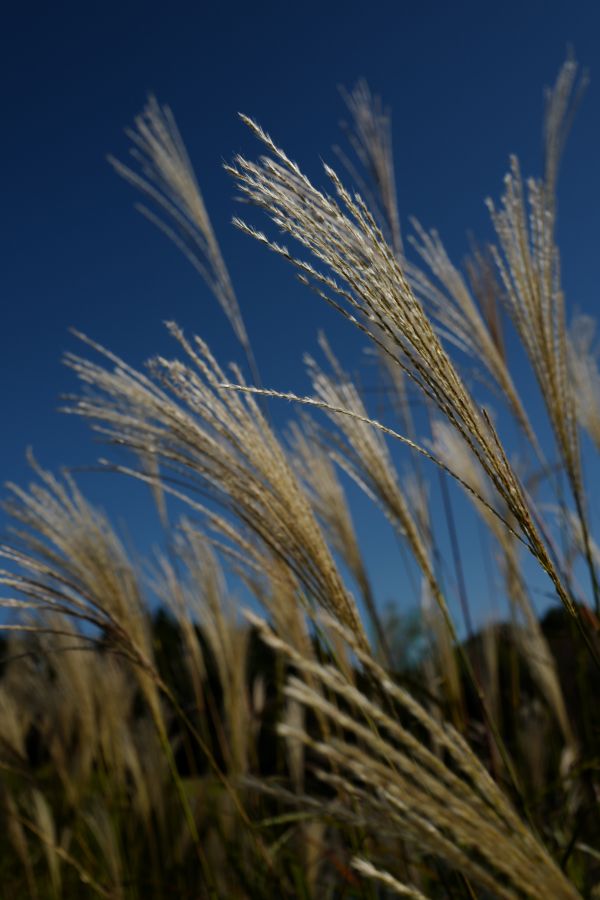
[1, 56, 599, 898]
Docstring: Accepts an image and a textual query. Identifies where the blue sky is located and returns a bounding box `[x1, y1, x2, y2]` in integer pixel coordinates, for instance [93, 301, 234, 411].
[2, 1, 600, 629]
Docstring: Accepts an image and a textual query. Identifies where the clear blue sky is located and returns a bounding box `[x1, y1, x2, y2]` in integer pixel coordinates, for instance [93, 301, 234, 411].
[2, 1, 600, 626]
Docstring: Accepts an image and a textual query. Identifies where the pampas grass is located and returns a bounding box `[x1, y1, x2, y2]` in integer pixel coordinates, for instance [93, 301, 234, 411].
[1, 55, 599, 898]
